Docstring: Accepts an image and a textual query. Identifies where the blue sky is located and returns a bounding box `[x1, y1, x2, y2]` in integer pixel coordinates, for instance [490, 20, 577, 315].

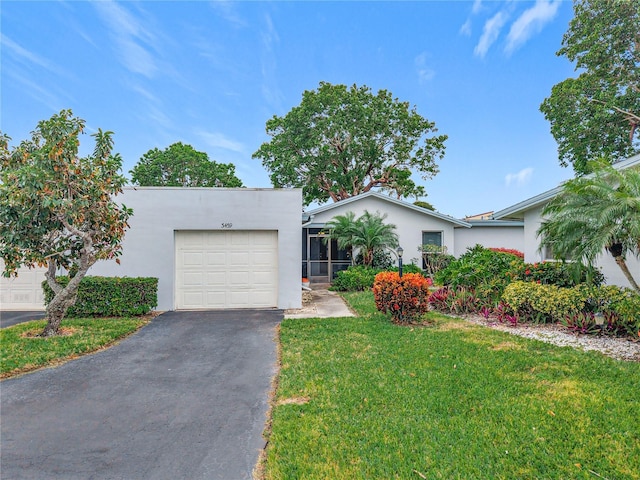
[2, 0, 578, 218]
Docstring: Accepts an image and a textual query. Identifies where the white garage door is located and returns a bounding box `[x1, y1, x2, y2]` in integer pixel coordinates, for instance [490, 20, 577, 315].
[0, 261, 47, 311]
[175, 230, 278, 309]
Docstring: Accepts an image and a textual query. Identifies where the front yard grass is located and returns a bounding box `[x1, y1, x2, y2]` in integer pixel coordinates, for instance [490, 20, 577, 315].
[265, 291, 640, 479]
[1, 316, 150, 379]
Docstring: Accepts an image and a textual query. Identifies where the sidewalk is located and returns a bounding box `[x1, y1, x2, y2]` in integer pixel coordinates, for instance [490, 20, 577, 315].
[285, 285, 355, 319]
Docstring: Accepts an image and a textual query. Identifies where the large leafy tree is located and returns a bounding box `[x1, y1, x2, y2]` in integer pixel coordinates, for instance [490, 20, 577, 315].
[130, 142, 243, 187]
[253, 82, 447, 206]
[0, 110, 132, 336]
[324, 211, 399, 267]
[540, 0, 640, 174]
[538, 160, 640, 293]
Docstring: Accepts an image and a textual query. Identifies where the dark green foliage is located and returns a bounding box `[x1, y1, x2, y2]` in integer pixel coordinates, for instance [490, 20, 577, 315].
[253, 82, 447, 205]
[354, 248, 393, 269]
[130, 142, 243, 187]
[435, 245, 523, 305]
[516, 261, 605, 287]
[540, 0, 640, 173]
[330, 266, 382, 292]
[43, 276, 158, 317]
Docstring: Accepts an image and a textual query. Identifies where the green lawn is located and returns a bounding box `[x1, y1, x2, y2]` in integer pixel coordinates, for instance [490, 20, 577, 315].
[264, 291, 640, 479]
[1, 316, 150, 379]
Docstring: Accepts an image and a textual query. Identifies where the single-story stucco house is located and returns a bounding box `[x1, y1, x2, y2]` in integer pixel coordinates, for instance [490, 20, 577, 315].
[2, 154, 638, 310]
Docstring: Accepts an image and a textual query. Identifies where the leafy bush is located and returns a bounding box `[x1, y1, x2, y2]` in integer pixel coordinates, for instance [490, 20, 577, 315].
[590, 285, 640, 338]
[502, 281, 589, 323]
[435, 245, 523, 303]
[389, 263, 423, 275]
[516, 261, 604, 287]
[43, 276, 158, 317]
[373, 272, 432, 324]
[488, 248, 524, 259]
[331, 266, 382, 291]
[355, 249, 393, 269]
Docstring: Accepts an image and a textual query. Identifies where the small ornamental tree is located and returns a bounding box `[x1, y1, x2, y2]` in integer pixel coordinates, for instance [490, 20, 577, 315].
[373, 271, 432, 324]
[0, 110, 132, 336]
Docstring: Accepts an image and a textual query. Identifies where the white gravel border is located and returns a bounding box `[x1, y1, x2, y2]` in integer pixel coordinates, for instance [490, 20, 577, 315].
[460, 314, 640, 362]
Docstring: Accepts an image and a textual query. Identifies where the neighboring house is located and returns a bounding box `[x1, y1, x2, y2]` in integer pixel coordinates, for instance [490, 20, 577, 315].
[302, 192, 473, 283]
[492, 154, 640, 290]
[0, 187, 303, 311]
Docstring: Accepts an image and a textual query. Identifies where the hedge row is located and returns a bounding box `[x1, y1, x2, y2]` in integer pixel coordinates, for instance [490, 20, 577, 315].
[43, 276, 158, 317]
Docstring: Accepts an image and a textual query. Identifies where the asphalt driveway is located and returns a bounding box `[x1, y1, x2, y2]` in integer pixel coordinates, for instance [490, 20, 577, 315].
[0, 310, 46, 328]
[0, 309, 283, 480]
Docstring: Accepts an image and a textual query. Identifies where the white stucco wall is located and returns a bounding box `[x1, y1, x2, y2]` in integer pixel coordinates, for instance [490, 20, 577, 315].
[90, 187, 302, 311]
[453, 225, 524, 257]
[308, 196, 461, 266]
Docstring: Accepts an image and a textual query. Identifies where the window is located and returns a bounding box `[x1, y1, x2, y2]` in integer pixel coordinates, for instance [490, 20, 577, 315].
[421, 231, 443, 270]
[422, 231, 442, 247]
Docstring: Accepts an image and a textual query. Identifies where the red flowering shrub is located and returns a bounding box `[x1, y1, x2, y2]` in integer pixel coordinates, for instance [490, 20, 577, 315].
[373, 272, 432, 324]
[488, 248, 524, 259]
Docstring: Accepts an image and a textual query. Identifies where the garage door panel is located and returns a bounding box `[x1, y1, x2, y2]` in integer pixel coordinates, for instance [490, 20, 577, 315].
[229, 252, 249, 266]
[182, 252, 203, 266]
[182, 272, 204, 286]
[229, 271, 249, 286]
[175, 231, 278, 309]
[205, 272, 225, 286]
[206, 252, 226, 267]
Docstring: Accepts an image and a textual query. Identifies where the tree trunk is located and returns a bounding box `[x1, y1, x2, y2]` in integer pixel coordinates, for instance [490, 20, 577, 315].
[42, 258, 91, 337]
[611, 253, 640, 294]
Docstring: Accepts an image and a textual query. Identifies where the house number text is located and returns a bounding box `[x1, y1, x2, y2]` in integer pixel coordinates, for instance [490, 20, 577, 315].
[221, 222, 233, 228]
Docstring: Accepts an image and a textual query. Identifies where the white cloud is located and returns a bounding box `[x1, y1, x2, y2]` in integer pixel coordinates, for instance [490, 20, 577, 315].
[472, 0, 483, 14]
[474, 11, 508, 58]
[459, 19, 472, 37]
[210, 0, 247, 28]
[93, 1, 158, 77]
[414, 52, 435, 83]
[196, 130, 245, 154]
[505, 0, 561, 55]
[1, 34, 67, 77]
[505, 167, 533, 187]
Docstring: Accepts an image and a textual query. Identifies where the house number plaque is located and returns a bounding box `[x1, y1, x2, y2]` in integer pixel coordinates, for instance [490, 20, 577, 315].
[221, 222, 233, 228]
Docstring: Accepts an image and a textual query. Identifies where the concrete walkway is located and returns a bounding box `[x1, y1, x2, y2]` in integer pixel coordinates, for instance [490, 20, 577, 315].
[285, 285, 355, 319]
[1, 309, 282, 480]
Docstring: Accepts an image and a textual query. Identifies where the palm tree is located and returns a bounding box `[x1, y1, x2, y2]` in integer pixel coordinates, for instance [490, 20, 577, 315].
[351, 211, 399, 266]
[538, 160, 640, 293]
[324, 210, 399, 267]
[324, 211, 357, 265]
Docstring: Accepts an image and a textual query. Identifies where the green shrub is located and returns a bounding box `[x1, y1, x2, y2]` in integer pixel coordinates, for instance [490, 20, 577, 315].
[435, 245, 523, 304]
[354, 249, 393, 269]
[330, 266, 382, 291]
[516, 261, 604, 287]
[388, 263, 423, 275]
[43, 276, 158, 317]
[502, 281, 590, 323]
[591, 285, 640, 338]
[373, 271, 432, 324]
